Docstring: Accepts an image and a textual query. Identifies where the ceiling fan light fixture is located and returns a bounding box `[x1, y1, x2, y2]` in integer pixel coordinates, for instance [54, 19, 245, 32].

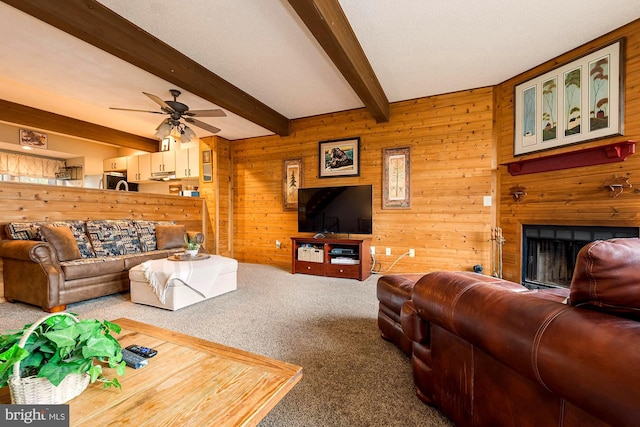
[182, 125, 197, 143]
[155, 120, 172, 139]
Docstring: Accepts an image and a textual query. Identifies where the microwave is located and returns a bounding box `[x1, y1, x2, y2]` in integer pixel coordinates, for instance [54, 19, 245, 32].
[103, 172, 138, 191]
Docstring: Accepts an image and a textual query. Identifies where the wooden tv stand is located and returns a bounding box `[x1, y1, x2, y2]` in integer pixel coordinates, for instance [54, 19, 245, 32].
[291, 237, 371, 281]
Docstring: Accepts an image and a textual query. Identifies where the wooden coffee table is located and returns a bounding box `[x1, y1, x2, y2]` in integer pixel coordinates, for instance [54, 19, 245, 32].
[0, 318, 302, 426]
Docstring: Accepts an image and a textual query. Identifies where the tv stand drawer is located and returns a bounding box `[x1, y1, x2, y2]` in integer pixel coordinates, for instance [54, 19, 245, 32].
[295, 261, 325, 276]
[326, 264, 359, 279]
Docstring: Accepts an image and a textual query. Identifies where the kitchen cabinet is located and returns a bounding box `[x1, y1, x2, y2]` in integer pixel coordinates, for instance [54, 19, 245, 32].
[175, 148, 200, 178]
[127, 154, 151, 182]
[151, 151, 176, 174]
[103, 156, 128, 172]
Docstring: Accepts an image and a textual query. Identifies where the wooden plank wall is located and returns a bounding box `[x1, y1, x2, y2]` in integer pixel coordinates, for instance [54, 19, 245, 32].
[495, 18, 640, 283]
[201, 136, 233, 257]
[232, 87, 496, 274]
[0, 182, 205, 300]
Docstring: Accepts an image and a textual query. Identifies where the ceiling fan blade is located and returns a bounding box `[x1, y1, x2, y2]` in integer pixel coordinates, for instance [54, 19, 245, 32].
[185, 109, 227, 118]
[184, 117, 221, 134]
[109, 107, 165, 114]
[143, 92, 174, 112]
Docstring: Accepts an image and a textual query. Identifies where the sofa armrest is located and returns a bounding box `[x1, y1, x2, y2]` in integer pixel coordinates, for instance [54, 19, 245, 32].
[0, 239, 65, 311]
[0, 239, 60, 264]
[400, 300, 429, 344]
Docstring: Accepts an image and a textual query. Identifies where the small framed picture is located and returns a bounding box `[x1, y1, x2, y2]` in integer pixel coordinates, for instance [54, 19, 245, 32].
[319, 137, 360, 178]
[283, 158, 303, 211]
[20, 129, 47, 149]
[382, 147, 411, 209]
[202, 150, 212, 164]
[160, 137, 171, 152]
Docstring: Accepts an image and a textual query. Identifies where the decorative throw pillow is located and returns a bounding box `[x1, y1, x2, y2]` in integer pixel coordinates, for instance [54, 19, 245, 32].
[40, 225, 82, 261]
[134, 220, 175, 252]
[156, 224, 187, 249]
[5, 222, 40, 240]
[46, 220, 95, 258]
[569, 238, 640, 319]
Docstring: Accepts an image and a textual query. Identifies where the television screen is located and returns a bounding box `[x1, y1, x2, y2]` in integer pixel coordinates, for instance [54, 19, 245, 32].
[298, 185, 373, 235]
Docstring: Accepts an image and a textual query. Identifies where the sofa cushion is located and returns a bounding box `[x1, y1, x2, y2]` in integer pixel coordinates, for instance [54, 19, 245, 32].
[48, 221, 95, 259]
[570, 238, 640, 319]
[40, 225, 82, 261]
[86, 220, 142, 257]
[5, 222, 40, 240]
[156, 224, 187, 249]
[60, 257, 126, 280]
[6, 221, 95, 258]
[134, 220, 175, 252]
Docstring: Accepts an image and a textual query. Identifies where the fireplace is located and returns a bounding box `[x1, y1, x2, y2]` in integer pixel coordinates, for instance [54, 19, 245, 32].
[522, 225, 639, 289]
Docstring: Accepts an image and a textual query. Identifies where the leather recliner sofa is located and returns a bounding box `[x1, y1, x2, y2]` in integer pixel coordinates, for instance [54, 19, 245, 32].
[379, 238, 640, 426]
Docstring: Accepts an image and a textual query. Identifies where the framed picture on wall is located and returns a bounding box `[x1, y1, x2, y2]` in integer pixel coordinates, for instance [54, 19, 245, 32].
[319, 137, 360, 178]
[283, 158, 302, 211]
[19, 129, 47, 149]
[202, 150, 212, 182]
[514, 39, 624, 156]
[382, 147, 411, 209]
[160, 137, 171, 152]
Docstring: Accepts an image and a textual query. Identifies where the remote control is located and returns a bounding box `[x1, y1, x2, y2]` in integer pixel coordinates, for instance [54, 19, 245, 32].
[126, 344, 158, 358]
[121, 348, 148, 369]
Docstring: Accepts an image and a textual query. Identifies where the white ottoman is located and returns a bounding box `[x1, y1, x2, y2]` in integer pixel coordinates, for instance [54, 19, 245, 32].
[129, 255, 238, 310]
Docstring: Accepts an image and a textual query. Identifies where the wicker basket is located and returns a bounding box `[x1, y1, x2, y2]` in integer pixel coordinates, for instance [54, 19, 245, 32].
[8, 312, 90, 404]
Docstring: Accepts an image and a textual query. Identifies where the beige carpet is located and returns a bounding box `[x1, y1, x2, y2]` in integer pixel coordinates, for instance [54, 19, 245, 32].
[0, 263, 453, 427]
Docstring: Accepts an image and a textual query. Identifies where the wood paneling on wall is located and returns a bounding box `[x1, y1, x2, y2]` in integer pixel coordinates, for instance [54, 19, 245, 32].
[201, 136, 233, 257]
[232, 88, 496, 274]
[0, 182, 204, 300]
[495, 18, 640, 283]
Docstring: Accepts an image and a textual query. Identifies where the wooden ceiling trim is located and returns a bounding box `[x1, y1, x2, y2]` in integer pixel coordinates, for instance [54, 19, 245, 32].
[1, 0, 291, 137]
[0, 99, 159, 152]
[287, 0, 390, 123]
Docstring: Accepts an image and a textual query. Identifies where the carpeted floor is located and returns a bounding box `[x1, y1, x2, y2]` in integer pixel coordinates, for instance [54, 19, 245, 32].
[0, 263, 454, 426]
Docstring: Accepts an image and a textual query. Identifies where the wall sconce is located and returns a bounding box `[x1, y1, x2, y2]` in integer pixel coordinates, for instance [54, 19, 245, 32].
[603, 174, 632, 198]
[510, 185, 527, 202]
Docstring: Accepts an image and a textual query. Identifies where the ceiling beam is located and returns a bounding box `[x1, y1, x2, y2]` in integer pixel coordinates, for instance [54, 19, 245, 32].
[0, 99, 159, 152]
[1, 0, 291, 136]
[287, 0, 389, 123]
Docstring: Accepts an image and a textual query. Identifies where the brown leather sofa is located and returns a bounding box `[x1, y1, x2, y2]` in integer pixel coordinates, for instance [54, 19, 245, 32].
[0, 220, 194, 312]
[379, 238, 640, 426]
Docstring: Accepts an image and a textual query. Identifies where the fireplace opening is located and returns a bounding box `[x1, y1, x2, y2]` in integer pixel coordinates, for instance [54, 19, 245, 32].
[522, 225, 639, 289]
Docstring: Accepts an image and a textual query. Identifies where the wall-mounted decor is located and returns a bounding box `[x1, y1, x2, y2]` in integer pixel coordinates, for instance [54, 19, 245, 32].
[319, 137, 360, 178]
[382, 146, 411, 209]
[202, 149, 212, 182]
[283, 158, 302, 211]
[514, 39, 624, 156]
[160, 137, 171, 152]
[19, 129, 47, 149]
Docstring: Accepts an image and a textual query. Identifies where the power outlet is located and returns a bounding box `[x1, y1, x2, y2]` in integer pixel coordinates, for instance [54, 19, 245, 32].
[409, 249, 415, 257]
[370, 246, 376, 255]
[385, 247, 391, 256]
[275, 240, 281, 249]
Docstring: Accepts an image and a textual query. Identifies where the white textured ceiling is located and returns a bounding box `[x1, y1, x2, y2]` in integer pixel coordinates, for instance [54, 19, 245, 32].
[0, 1, 639, 144]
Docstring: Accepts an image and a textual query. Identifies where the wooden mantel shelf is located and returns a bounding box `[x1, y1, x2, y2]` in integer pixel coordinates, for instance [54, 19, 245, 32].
[504, 141, 636, 176]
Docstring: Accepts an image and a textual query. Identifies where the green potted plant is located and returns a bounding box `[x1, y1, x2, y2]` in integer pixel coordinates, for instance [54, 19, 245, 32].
[184, 232, 204, 257]
[0, 313, 126, 404]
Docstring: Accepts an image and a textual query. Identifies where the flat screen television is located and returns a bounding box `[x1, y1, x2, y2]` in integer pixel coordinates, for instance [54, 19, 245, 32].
[297, 185, 373, 235]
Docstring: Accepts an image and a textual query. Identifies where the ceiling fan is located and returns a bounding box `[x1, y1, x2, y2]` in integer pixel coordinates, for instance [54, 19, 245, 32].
[110, 89, 226, 140]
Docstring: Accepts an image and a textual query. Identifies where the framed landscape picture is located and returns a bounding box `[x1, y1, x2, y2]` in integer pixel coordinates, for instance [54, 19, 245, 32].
[514, 39, 623, 155]
[319, 137, 360, 178]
